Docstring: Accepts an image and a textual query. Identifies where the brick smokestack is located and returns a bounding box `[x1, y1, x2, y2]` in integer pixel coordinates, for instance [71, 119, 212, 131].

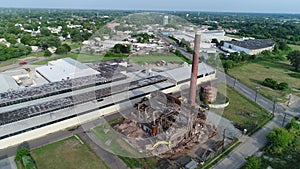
[189, 31, 201, 106]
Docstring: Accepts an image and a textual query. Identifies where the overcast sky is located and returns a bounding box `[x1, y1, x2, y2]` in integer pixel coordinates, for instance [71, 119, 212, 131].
[0, 0, 299, 14]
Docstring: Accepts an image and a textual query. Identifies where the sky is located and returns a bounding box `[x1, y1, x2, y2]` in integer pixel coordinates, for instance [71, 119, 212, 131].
[0, 0, 299, 14]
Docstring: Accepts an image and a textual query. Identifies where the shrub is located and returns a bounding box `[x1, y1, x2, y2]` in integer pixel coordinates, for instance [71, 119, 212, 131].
[15, 147, 30, 162]
[44, 49, 52, 56]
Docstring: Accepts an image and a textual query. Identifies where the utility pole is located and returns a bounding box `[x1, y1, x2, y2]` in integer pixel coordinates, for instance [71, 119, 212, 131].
[222, 129, 226, 152]
[254, 86, 260, 102]
[282, 113, 287, 127]
[272, 96, 276, 116]
[233, 78, 237, 88]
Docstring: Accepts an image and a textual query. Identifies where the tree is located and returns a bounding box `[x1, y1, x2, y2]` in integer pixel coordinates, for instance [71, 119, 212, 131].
[277, 82, 289, 90]
[44, 49, 52, 56]
[55, 45, 68, 54]
[245, 156, 262, 169]
[40, 27, 51, 36]
[113, 44, 130, 54]
[15, 147, 30, 162]
[267, 127, 294, 154]
[287, 50, 300, 71]
[62, 44, 71, 52]
[278, 41, 289, 51]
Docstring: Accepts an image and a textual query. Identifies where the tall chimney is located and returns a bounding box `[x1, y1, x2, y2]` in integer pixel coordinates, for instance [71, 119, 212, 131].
[189, 31, 201, 106]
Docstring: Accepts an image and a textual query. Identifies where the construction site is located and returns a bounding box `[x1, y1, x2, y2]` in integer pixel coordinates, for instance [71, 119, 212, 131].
[113, 91, 218, 158]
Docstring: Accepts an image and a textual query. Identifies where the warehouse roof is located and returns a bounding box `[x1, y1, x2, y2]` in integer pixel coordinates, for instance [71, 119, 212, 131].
[160, 62, 216, 83]
[36, 58, 100, 82]
[224, 39, 276, 50]
[0, 74, 19, 92]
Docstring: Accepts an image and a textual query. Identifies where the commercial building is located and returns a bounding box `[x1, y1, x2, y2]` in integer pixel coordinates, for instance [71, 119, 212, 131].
[222, 39, 276, 55]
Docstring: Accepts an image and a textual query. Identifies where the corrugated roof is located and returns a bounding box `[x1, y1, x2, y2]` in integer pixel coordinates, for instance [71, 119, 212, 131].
[160, 62, 215, 83]
[225, 39, 275, 50]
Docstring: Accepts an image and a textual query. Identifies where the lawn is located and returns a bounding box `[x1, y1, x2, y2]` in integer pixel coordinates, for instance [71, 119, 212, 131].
[288, 44, 300, 51]
[212, 84, 272, 134]
[118, 156, 159, 169]
[32, 52, 127, 65]
[128, 53, 184, 64]
[31, 136, 109, 169]
[225, 34, 242, 39]
[227, 59, 300, 102]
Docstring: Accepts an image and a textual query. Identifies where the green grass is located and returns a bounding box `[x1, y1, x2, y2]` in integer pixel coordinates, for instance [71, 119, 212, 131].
[228, 59, 300, 102]
[212, 84, 272, 134]
[128, 53, 184, 64]
[225, 34, 242, 38]
[31, 136, 109, 169]
[32, 52, 127, 65]
[118, 156, 159, 169]
[288, 44, 300, 51]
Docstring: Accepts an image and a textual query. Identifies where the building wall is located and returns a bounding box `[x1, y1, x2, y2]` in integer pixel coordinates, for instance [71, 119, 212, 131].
[0, 73, 216, 149]
[223, 42, 274, 55]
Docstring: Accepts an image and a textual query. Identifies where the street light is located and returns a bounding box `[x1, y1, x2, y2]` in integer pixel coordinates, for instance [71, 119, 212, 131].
[255, 86, 260, 102]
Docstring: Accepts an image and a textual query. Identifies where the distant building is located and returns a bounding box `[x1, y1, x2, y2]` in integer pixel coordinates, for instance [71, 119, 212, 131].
[163, 16, 169, 26]
[223, 39, 276, 55]
[200, 83, 217, 103]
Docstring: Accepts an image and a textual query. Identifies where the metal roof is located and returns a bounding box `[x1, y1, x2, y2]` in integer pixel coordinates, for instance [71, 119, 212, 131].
[36, 58, 100, 82]
[0, 74, 19, 92]
[224, 39, 276, 50]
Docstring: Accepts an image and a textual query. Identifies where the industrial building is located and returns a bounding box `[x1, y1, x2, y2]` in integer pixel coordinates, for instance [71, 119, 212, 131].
[0, 60, 216, 149]
[222, 39, 276, 55]
[35, 58, 100, 82]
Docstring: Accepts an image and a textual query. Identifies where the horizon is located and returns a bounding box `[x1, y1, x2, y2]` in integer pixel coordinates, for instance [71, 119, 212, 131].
[1, 0, 300, 14]
[1, 7, 300, 15]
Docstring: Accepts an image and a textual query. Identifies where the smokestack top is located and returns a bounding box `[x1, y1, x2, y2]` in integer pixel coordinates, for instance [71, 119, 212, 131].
[195, 30, 201, 35]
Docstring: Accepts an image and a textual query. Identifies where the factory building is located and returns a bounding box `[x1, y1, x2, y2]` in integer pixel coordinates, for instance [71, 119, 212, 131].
[222, 39, 276, 55]
[36, 58, 100, 82]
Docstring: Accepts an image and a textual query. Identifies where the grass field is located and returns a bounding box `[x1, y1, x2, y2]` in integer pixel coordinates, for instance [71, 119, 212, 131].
[128, 53, 184, 64]
[212, 84, 272, 134]
[288, 44, 300, 51]
[118, 156, 159, 169]
[32, 52, 127, 65]
[227, 59, 300, 102]
[225, 34, 242, 39]
[31, 136, 108, 169]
